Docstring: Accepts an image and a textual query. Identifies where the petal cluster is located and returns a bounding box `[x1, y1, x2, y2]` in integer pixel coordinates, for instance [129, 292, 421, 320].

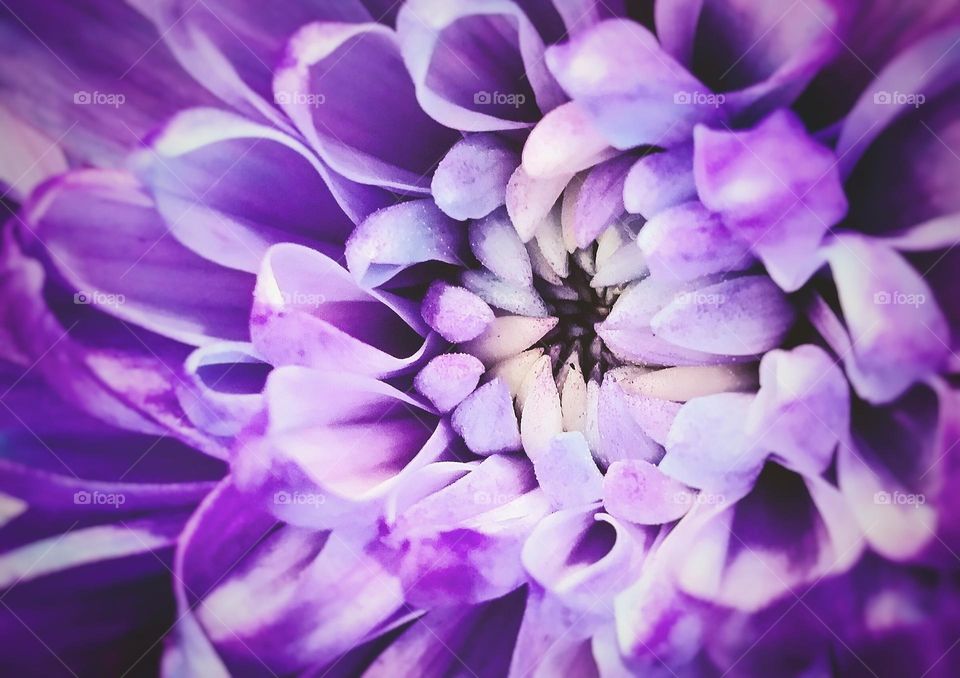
[1, 0, 960, 676]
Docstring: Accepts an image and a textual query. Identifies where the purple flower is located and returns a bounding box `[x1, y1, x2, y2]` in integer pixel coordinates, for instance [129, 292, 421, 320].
[2, 0, 960, 676]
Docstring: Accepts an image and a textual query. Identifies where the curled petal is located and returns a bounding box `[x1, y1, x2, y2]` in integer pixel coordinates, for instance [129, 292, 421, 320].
[827, 235, 949, 404]
[838, 384, 942, 561]
[659, 0, 843, 117]
[23, 169, 254, 346]
[385, 455, 550, 606]
[837, 26, 960, 177]
[694, 110, 846, 290]
[0, 363, 221, 513]
[252, 244, 431, 377]
[345, 199, 467, 285]
[746, 345, 849, 475]
[136, 108, 388, 273]
[672, 465, 864, 612]
[275, 22, 458, 192]
[0, 0, 220, 166]
[397, 0, 565, 131]
[130, 0, 372, 127]
[174, 480, 404, 674]
[234, 367, 446, 529]
[522, 508, 652, 611]
[510, 588, 600, 678]
[177, 342, 268, 439]
[546, 19, 723, 149]
[0, 233, 225, 453]
[612, 562, 705, 667]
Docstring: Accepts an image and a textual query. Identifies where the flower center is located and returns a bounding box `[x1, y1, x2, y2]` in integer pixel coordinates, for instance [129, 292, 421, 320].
[535, 246, 624, 382]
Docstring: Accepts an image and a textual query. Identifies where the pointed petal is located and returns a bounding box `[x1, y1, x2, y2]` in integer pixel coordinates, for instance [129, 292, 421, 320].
[623, 145, 697, 218]
[569, 156, 634, 248]
[421, 282, 495, 343]
[522, 102, 616, 177]
[433, 134, 519, 219]
[650, 276, 795, 356]
[489, 348, 545, 398]
[519, 356, 564, 462]
[507, 168, 571, 242]
[462, 269, 551, 317]
[469, 208, 534, 285]
[461, 316, 558, 365]
[637, 201, 753, 281]
[661, 393, 765, 493]
[604, 459, 694, 525]
[534, 431, 603, 509]
[452, 378, 522, 455]
[414, 353, 485, 413]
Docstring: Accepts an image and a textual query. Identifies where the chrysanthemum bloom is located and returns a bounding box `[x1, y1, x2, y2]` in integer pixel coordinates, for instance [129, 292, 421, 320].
[2, 0, 960, 676]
